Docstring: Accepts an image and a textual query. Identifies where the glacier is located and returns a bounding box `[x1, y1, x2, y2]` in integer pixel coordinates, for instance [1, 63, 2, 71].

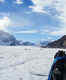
[0, 46, 65, 80]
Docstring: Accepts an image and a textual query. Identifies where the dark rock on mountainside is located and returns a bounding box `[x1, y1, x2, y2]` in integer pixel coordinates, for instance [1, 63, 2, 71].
[47, 35, 66, 48]
[0, 30, 17, 46]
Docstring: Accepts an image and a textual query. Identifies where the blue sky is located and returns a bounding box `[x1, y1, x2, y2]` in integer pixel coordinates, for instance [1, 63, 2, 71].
[0, 0, 66, 42]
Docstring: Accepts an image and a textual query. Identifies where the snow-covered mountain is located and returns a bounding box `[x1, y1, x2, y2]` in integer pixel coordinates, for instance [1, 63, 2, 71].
[0, 30, 17, 46]
[47, 35, 66, 48]
[40, 41, 50, 47]
[0, 31, 36, 46]
[22, 41, 35, 46]
[0, 30, 51, 46]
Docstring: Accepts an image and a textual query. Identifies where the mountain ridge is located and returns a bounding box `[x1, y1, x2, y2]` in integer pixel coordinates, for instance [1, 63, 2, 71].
[0, 30, 36, 46]
[47, 35, 66, 48]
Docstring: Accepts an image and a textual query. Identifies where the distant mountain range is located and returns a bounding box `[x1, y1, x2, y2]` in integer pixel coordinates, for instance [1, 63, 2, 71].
[0, 30, 17, 46]
[40, 41, 50, 47]
[47, 35, 66, 48]
[0, 30, 36, 46]
[1, 30, 66, 48]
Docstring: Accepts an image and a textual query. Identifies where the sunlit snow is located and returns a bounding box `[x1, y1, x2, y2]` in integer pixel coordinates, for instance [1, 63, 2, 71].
[0, 46, 65, 80]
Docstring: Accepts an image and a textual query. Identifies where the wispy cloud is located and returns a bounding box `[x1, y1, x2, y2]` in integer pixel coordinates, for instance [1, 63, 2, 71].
[50, 27, 66, 36]
[29, 0, 53, 14]
[15, 30, 38, 34]
[29, 5, 47, 14]
[0, 16, 11, 30]
[15, 0, 23, 5]
[40, 26, 66, 36]
[53, 0, 66, 24]
[29, 0, 65, 16]
[41, 37, 54, 41]
[29, 0, 66, 36]
[30, 0, 66, 22]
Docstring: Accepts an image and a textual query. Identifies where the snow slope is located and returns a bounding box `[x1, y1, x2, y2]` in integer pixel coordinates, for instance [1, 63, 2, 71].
[0, 46, 66, 80]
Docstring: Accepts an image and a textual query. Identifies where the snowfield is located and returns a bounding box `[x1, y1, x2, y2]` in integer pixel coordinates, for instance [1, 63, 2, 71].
[0, 46, 66, 80]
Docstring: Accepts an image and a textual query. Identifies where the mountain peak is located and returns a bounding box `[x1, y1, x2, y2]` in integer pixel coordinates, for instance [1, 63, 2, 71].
[47, 35, 66, 48]
[0, 30, 17, 46]
[61, 35, 66, 40]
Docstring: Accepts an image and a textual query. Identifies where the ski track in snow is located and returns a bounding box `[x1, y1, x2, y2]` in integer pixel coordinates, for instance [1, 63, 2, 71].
[0, 46, 66, 80]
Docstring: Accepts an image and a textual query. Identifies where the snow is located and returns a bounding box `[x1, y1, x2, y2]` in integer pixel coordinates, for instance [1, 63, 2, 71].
[0, 46, 66, 80]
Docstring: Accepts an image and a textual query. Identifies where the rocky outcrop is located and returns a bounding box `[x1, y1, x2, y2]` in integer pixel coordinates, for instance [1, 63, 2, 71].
[47, 35, 66, 48]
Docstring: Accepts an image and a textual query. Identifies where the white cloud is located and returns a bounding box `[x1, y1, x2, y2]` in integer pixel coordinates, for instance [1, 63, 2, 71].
[41, 37, 54, 41]
[29, 0, 53, 14]
[15, 30, 38, 34]
[0, 0, 4, 3]
[41, 26, 66, 36]
[29, 5, 47, 14]
[30, 0, 65, 16]
[53, 0, 66, 23]
[39, 27, 66, 36]
[0, 16, 11, 30]
[30, 0, 66, 22]
[30, 0, 66, 36]
[49, 0, 66, 36]
[50, 27, 66, 36]
[15, 0, 23, 5]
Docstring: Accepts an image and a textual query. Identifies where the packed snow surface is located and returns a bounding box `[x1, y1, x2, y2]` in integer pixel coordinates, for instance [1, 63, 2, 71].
[0, 46, 66, 80]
